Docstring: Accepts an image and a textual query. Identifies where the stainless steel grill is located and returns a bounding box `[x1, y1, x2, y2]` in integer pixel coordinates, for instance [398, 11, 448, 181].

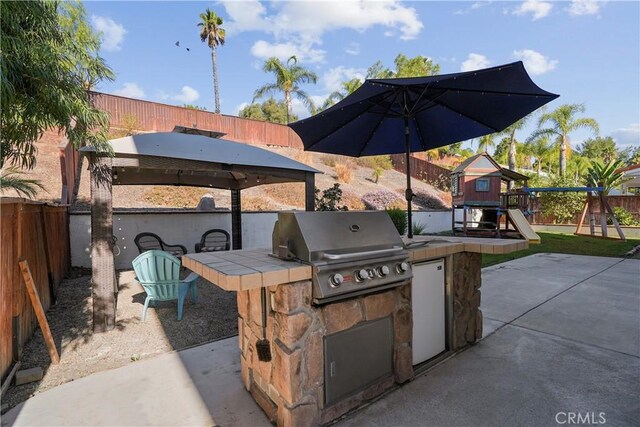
[272, 211, 412, 304]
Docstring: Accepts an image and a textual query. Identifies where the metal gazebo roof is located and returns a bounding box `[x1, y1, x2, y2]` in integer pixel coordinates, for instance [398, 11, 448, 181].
[80, 132, 320, 190]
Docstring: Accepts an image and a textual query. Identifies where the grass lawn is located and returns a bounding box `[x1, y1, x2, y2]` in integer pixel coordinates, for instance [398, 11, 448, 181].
[482, 232, 640, 268]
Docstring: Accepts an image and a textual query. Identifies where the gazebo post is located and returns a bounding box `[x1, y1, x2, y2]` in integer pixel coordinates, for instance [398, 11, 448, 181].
[231, 189, 242, 250]
[305, 173, 315, 212]
[89, 154, 117, 333]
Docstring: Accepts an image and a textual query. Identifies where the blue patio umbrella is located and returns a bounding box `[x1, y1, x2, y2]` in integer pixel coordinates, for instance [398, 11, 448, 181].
[289, 61, 559, 237]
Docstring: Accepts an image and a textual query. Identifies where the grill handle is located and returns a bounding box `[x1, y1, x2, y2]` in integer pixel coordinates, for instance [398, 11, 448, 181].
[322, 246, 404, 261]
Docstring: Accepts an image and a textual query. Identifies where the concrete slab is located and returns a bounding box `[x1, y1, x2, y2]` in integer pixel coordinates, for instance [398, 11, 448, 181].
[2, 338, 270, 427]
[482, 317, 505, 338]
[481, 253, 622, 323]
[337, 325, 640, 427]
[513, 259, 640, 356]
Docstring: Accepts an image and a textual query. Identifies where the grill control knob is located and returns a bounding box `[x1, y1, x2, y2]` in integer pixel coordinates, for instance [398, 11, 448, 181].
[378, 265, 390, 276]
[356, 269, 370, 281]
[329, 274, 344, 287]
[397, 262, 409, 273]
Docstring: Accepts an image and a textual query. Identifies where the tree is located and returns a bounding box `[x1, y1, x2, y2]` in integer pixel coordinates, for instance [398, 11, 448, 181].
[198, 8, 225, 114]
[239, 98, 296, 124]
[322, 78, 363, 110]
[253, 56, 317, 124]
[567, 154, 592, 181]
[528, 104, 599, 176]
[0, 168, 46, 198]
[525, 135, 553, 176]
[499, 117, 529, 171]
[393, 53, 440, 78]
[493, 138, 510, 164]
[476, 134, 496, 154]
[183, 104, 207, 111]
[577, 136, 618, 163]
[1, 0, 113, 170]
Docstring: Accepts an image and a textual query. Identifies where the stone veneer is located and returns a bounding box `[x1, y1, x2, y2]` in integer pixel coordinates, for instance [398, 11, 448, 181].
[237, 281, 412, 427]
[236, 252, 483, 427]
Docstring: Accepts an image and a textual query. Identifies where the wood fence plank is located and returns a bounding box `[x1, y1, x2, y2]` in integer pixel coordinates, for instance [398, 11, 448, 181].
[18, 260, 59, 364]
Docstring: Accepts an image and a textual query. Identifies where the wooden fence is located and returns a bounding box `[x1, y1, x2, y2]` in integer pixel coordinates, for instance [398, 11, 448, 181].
[1, 198, 70, 382]
[89, 91, 304, 149]
[390, 154, 451, 188]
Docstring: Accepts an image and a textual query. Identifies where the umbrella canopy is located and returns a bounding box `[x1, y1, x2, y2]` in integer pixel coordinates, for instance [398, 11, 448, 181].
[289, 61, 559, 237]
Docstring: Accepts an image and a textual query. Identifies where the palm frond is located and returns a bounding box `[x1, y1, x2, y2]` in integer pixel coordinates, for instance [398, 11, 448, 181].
[0, 168, 46, 199]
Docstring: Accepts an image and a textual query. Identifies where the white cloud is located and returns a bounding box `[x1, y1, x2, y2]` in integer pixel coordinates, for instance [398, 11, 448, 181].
[345, 42, 361, 56]
[322, 66, 366, 92]
[513, 0, 553, 20]
[235, 102, 249, 115]
[568, 0, 600, 16]
[223, 0, 423, 63]
[611, 123, 640, 148]
[454, 1, 492, 15]
[513, 49, 558, 75]
[460, 53, 491, 72]
[91, 15, 126, 51]
[172, 86, 200, 103]
[112, 82, 145, 99]
[250, 40, 326, 63]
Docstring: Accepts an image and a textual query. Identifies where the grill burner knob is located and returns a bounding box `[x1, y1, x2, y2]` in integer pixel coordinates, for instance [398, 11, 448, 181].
[355, 269, 370, 281]
[329, 273, 344, 287]
[378, 265, 390, 276]
[396, 262, 409, 273]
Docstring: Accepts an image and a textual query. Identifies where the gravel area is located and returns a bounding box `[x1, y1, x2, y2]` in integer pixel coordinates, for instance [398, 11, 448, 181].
[2, 269, 238, 411]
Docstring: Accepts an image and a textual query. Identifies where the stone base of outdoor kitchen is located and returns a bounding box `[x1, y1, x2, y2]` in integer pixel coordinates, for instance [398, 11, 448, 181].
[235, 252, 483, 427]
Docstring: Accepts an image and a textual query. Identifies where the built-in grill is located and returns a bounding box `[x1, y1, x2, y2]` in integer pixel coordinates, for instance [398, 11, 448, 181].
[272, 211, 412, 305]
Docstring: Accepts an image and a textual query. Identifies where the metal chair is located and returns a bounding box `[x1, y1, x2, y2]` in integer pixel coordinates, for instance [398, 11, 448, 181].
[132, 250, 199, 321]
[134, 232, 188, 258]
[195, 229, 230, 253]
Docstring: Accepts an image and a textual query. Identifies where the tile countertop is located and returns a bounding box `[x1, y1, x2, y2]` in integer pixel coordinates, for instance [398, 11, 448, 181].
[182, 237, 527, 292]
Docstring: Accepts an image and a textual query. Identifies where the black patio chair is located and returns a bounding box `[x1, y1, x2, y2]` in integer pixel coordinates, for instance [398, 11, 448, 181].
[195, 229, 230, 253]
[134, 232, 188, 258]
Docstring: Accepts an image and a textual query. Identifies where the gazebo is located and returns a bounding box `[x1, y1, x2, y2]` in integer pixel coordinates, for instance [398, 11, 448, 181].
[80, 132, 319, 332]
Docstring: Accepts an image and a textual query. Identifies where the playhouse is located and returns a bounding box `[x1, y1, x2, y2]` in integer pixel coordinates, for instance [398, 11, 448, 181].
[450, 153, 532, 239]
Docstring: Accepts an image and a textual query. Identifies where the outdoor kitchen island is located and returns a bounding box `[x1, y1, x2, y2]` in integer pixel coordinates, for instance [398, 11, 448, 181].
[182, 215, 526, 427]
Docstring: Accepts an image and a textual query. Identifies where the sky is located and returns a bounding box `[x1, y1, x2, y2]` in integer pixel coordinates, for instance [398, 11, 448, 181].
[85, 0, 640, 151]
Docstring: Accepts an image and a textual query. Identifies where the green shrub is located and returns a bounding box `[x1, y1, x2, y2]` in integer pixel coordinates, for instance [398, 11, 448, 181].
[412, 222, 426, 235]
[608, 206, 640, 226]
[386, 207, 407, 235]
[356, 155, 393, 170]
[538, 176, 585, 224]
[315, 183, 348, 211]
[372, 167, 384, 183]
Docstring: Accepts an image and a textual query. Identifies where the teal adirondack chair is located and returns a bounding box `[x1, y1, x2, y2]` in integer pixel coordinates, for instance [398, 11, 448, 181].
[132, 250, 199, 321]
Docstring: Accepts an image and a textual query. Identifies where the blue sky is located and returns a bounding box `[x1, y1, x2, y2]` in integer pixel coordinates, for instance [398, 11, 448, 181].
[86, 0, 639, 150]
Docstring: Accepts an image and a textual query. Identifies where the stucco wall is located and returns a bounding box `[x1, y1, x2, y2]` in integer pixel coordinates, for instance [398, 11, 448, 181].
[70, 210, 452, 269]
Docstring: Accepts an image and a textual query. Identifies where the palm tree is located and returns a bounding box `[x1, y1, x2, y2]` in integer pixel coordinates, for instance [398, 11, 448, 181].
[528, 104, 599, 176]
[253, 56, 317, 124]
[0, 168, 45, 198]
[198, 8, 225, 114]
[476, 134, 496, 154]
[322, 78, 363, 110]
[499, 117, 529, 171]
[525, 135, 552, 176]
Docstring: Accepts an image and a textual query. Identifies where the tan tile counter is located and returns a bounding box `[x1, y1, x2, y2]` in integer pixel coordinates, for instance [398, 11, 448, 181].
[182, 237, 527, 291]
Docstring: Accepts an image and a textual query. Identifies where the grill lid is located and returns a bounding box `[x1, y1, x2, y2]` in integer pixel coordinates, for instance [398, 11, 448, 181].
[272, 211, 404, 262]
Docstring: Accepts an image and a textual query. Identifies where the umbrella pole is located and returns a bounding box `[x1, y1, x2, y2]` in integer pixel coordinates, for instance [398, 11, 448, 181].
[404, 115, 413, 238]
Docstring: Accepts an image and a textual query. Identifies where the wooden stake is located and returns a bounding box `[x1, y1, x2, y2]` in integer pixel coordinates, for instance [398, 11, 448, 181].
[18, 260, 59, 364]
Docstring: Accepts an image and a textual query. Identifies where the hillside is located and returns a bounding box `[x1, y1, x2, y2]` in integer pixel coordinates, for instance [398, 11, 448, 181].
[15, 138, 451, 211]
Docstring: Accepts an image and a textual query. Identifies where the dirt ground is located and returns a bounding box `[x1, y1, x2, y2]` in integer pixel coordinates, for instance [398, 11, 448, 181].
[2, 269, 238, 411]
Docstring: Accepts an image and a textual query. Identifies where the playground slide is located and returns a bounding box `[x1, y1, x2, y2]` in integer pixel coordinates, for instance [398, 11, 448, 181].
[507, 209, 541, 244]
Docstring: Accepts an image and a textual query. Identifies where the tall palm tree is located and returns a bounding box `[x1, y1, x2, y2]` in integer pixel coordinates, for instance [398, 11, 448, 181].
[528, 104, 599, 176]
[253, 56, 317, 124]
[499, 117, 529, 171]
[198, 8, 225, 114]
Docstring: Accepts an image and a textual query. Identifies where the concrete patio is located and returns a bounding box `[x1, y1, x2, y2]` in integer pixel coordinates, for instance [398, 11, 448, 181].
[3, 253, 639, 426]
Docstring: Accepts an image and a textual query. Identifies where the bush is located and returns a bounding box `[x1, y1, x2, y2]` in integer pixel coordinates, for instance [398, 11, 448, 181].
[386, 207, 407, 235]
[342, 191, 365, 210]
[608, 207, 640, 226]
[412, 222, 426, 235]
[315, 183, 348, 211]
[356, 155, 393, 170]
[362, 190, 404, 210]
[412, 191, 448, 209]
[334, 163, 353, 183]
[372, 167, 384, 183]
[538, 176, 585, 224]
